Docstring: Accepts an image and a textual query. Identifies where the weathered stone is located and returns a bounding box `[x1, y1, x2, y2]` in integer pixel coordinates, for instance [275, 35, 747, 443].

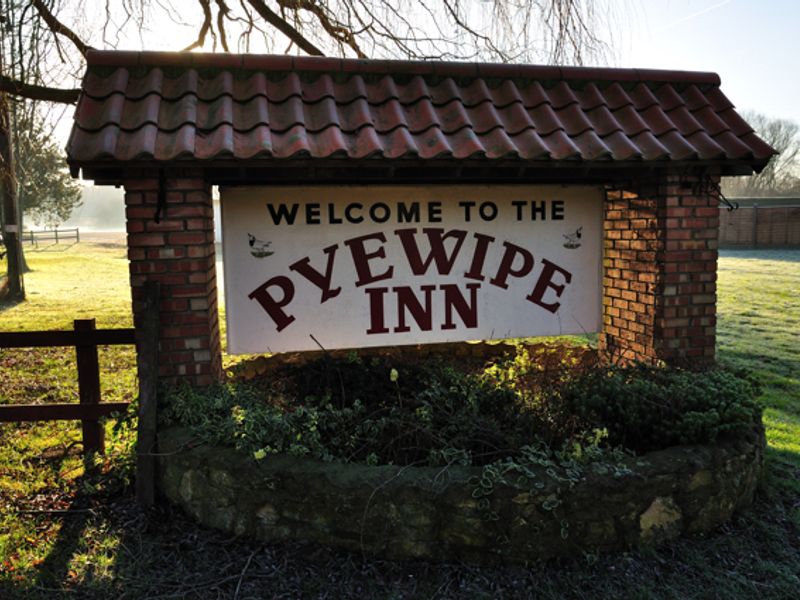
[256, 503, 279, 525]
[639, 496, 682, 543]
[157, 425, 765, 564]
[687, 469, 714, 491]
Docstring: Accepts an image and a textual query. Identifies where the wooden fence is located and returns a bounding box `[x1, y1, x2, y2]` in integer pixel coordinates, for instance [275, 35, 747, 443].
[719, 205, 800, 247]
[0, 227, 80, 246]
[0, 282, 160, 505]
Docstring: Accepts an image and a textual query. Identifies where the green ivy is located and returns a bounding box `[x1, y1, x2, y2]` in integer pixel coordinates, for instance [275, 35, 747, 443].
[559, 365, 762, 453]
[161, 348, 761, 467]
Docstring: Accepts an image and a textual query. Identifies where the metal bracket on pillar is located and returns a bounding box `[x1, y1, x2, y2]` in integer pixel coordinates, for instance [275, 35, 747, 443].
[696, 175, 738, 212]
[154, 169, 166, 223]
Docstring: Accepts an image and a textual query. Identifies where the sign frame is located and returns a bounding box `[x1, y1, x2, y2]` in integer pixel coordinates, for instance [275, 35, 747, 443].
[220, 184, 604, 354]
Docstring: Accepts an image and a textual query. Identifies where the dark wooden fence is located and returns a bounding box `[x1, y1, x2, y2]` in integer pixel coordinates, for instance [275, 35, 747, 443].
[0, 282, 160, 505]
[0, 319, 135, 453]
[0, 227, 80, 247]
[719, 205, 800, 247]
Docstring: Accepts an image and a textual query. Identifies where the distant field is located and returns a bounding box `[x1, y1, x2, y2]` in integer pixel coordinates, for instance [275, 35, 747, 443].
[0, 240, 798, 598]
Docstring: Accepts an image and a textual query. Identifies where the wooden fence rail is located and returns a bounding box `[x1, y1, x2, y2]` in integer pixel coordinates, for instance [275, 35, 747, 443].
[0, 282, 160, 506]
[0, 320, 135, 453]
[0, 227, 80, 246]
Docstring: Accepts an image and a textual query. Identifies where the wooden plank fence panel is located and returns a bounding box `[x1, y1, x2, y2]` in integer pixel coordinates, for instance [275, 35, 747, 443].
[719, 205, 800, 247]
[789, 207, 800, 245]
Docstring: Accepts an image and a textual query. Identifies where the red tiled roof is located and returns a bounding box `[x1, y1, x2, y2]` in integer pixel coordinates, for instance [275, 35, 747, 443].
[67, 51, 775, 174]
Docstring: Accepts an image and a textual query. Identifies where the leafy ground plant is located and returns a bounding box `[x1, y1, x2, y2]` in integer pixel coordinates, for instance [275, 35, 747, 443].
[163, 348, 762, 468]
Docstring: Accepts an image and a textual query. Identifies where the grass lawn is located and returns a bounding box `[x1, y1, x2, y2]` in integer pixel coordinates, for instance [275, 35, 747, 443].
[0, 241, 798, 599]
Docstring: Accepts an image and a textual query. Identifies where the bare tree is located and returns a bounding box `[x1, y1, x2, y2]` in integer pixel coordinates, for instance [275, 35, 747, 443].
[723, 111, 800, 197]
[0, 0, 614, 299]
[1, 0, 614, 106]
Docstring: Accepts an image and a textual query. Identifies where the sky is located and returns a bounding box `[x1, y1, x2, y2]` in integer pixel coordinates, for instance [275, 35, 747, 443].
[612, 0, 799, 123]
[53, 0, 799, 138]
[60, 0, 799, 230]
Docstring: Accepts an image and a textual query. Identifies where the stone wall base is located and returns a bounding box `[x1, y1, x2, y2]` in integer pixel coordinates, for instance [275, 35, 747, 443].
[158, 426, 765, 564]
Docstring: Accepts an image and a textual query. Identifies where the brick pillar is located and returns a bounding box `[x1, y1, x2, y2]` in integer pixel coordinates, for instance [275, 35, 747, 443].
[599, 174, 720, 365]
[124, 169, 222, 386]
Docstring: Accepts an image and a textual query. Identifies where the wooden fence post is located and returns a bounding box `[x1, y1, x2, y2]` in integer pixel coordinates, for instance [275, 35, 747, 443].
[136, 281, 160, 507]
[74, 319, 104, 453]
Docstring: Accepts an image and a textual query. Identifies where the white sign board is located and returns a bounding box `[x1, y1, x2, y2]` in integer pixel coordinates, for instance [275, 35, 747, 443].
[221, 185, 602, 354]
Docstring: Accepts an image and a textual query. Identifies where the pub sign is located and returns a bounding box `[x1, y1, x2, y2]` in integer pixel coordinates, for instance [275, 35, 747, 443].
[221, 185, 602, 354]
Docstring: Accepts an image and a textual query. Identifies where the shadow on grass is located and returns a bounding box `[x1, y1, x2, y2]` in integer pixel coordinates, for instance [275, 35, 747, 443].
[33, 457, 106, 592]
[0, 456, 97, 599]
[26, 242, 78, 253]
[0, 295, 24, 313]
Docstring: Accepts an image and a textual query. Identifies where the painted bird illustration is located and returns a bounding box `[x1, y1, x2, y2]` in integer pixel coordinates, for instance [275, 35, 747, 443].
[247, 233, 274, 258]
[562, 226, 583, 249]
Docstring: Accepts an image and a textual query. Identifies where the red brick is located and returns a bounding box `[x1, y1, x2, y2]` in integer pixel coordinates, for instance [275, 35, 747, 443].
[666, 207, 691, 218]
[128, 233, 165, 247]
[169, 205, 212, 218]
[168, 231, 209, 245]
[695, 207, 720, 217]
[126, 220, 145, 233]
[145, 218, 185, 232]
[126, 206, 158, 219]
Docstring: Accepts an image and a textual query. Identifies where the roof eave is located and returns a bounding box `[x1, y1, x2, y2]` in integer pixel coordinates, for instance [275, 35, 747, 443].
[69, 157, 763, 187]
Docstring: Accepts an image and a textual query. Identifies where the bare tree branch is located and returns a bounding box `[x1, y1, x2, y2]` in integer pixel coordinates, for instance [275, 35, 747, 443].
[723, 111, 800, 197]
[278, 0, 365, 58]
[182, 0, 214, 51]
[245, 0, 324, 56]
[31, 0, 92, 57]
[0, 74, 79, 104]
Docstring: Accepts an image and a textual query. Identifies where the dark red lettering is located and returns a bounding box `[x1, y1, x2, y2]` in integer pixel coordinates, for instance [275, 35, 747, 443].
[289, 244, 341, 302]
[394, 285, 435, 333]
[344, 233, 393, 286]
[526, 259, 572, 313]
[441, 283, 480, 329]
[248, 276, 296, 331]
[365, 287, 389, 334]
[464, 232, 495, 281]
[489, 242, 534, 289]
[395, 228, 467, 276]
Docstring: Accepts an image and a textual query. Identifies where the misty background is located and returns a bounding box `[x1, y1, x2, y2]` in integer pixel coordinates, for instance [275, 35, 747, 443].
[59, 184, 223, 241]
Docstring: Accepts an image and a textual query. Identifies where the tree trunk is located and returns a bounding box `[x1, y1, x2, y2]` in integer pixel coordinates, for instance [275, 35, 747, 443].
[0, 92, 25, 301]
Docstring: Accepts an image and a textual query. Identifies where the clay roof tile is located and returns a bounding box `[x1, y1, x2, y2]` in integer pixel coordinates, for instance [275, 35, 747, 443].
[67, 51, 777, 173]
